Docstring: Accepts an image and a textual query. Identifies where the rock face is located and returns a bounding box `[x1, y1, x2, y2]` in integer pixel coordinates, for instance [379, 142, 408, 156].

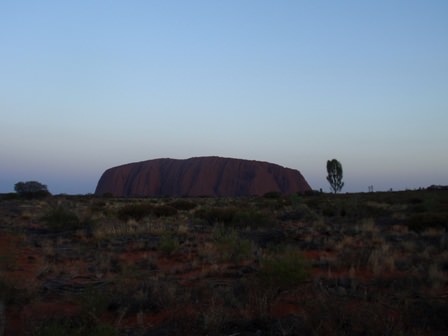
[95, 156, 311, 197]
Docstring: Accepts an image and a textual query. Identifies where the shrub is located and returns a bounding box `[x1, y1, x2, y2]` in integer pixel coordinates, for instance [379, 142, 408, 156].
[258, 247, 310, 289]
[41, 206, 80, 231]
[79, 286, 111, 318]
[159, 233, 180, 255]
[117, 203, 153, 221]
[90, 324, 119, 336]
[212, 225, 252, 263]
[169, 199, 197, 211]
[36, 319, 76, 336]
[289, 193, 303, 206]
[303, 189, 322, 196]
[407, 213, 448, 232]
[263, 191, 282, 199]
[117, 203, 177, 221]
[36, 318, 118, 336]
[409, 204, 427, 213]
[278, 204, 316, 222]
[0, 277, 22, 305]
[232, 209, 273, 228]
[14, 181, 51, 199]
[254, 197, 286, 211]
[152, 205, 177, 217]
[194, 207, 237, 225]
[303, 196, 324, 211]
[0, 193, 19, 200]
[408, 197, 423, 204]
[195, 206, 273, 228]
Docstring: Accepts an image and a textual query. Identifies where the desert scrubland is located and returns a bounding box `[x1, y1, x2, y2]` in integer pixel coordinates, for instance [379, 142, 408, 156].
[1, 190, 447, 335]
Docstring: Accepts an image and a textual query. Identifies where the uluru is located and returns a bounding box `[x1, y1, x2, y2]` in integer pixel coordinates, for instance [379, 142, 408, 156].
[95, 156, 311, 197]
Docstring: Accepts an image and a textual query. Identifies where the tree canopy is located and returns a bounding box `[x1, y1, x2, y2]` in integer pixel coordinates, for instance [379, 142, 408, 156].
[326, 159, 344, 193]
[14, 181, 50, 198]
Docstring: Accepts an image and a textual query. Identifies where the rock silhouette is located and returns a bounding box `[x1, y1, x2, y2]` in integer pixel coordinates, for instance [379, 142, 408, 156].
[95, 156, 311, 197]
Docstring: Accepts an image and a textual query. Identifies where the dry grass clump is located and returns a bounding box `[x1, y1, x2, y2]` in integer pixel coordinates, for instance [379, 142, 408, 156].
[357, 217, 378, 233]
[92, 219, 153, 239]
[367, 244, 396, 275]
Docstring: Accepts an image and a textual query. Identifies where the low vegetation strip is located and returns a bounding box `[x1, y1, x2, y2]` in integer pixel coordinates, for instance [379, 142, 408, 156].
[43, 278, 110, 295]
[0, 190, 447, 335]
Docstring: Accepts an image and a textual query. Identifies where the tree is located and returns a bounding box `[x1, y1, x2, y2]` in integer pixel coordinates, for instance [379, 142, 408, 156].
[326, 159, 344, 193]
[14, 181, 50, 198]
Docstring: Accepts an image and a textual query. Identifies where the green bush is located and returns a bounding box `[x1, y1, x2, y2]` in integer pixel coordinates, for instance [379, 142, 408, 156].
[153, 205, 178, 217]
[15, 180, 51, 199]
[89, 324, 119, 336]
[41, 206, 80, 231]
[36, 319, 118, 336]
[194, 207, 237, 224]
[258, 247, 310, 289]
[36, 320, 77, 336]
[407, 213, 448, 232]
[278, 204, 316, 222]
[232, 209, 273, 228]
[169, 199, 197, 211]
[289, 193, 303, 206]
[303, 195, 325, 211]
[81, 287, 110, 314]
[117, 203, 177, 220]
[254, 195, 289, 211]
[0, 192, 19, 200]
[212, 225, 253, 263]
[409, 204, 427, 213]
[0, 277, 22, 305]
[195, 206, 273, 228]
[117, 203, 154, 221]
[408, 197, 423, 204]
[159, 233, 180, 255]
[263, 191, 282, 199]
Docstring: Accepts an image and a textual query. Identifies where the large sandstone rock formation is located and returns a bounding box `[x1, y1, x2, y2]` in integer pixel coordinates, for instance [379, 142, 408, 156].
[95, 156, 311, 197]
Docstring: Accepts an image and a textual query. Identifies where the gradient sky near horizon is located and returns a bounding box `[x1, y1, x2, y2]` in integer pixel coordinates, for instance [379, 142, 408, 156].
[1, 0, 447, 194]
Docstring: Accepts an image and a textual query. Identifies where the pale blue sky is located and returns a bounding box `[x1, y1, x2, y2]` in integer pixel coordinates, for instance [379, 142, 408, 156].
[1, 0, 447, 194]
